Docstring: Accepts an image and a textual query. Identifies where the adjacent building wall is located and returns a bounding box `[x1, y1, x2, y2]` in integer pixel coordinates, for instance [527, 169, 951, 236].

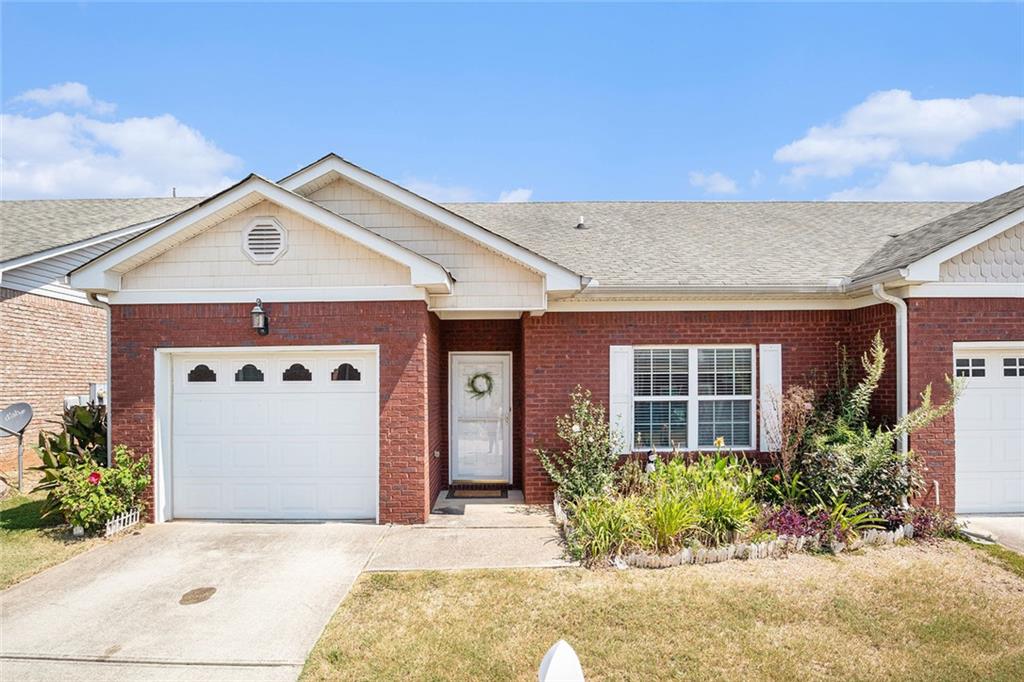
[907, 297, 1024, 511]
[0, 288, 107, 471]
[109, 300, 435, 523]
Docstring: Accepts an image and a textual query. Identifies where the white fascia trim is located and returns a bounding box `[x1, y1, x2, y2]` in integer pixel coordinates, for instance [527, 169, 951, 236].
[433, 309, 531, 320]
[953, 340, 1024, 351]
[70, 175, 452, 294]
[547, 294, 882, 312]
[278, 155, 583, 292]
[903, 205, 1024, 283]
[108, 286, 428, 305]
[0, 215, 170, 274]
[894, 282, 1024, 298]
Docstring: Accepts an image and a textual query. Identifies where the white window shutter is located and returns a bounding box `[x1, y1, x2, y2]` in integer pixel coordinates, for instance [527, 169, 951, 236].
[759, 343, 783, 452]
[608, 345, 634, 454]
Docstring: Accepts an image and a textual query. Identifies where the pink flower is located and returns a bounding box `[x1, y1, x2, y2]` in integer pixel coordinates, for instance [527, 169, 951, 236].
[772, 473, 781, 482]
[88, 471, 101, 486]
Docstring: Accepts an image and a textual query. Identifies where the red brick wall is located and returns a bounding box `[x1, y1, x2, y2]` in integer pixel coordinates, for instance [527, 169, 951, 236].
[521, 310, 859, 503]
[110, 300, 434, 523]
[438, 319, 524, 488]
[0, 288, 107, 471]
[844, 303, 897, 427]
[907, 298, 1024, 511]
[426, 313, 445, 507]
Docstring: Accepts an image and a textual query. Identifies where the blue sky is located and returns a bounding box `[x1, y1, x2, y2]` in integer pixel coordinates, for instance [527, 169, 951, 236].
[2, 2, 1022, 201]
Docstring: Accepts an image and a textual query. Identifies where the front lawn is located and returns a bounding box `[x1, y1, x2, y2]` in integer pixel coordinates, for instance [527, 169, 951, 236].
[302, 542, 1024, 681]
[0, 492, 102, 589]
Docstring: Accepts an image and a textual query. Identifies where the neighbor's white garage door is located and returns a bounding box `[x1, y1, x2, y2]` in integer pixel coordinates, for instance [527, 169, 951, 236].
[171, 350, 377, 520]
[954, 346, 1024, 513]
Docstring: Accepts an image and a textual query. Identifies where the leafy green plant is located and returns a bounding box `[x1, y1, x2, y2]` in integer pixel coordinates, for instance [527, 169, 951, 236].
[567, 495, 646, 562]
[812, 492, 881, 545]
[536, 387, 622, 504]
[615, 457, 652, 497]
[760, 471, 809, 506]
[796, 333, 962, 514]
[36, 445, 151, 532]
[691, 482, 758, 546]
[644, 488, 698, 553]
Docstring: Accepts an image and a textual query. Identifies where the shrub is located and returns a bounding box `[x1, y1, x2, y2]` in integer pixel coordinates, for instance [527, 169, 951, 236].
[644, 488, 698, 553]
[536, 387, 622, 504]
[616, 457, 652, 497]
[760, 504, 829, 538]
[42, 445, 151, 533]
[894, 506, 962, 540]
[796, 333, 962, 514]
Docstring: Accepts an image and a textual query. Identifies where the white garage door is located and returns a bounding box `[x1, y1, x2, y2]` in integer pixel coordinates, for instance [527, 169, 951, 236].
[954, 346, 1024, 513]
[171, 350, 378, 520]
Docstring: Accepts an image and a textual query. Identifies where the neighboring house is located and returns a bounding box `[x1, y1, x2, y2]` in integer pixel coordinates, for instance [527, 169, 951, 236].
[23, 152, 1015, 523]
[0, 198, 199, 472]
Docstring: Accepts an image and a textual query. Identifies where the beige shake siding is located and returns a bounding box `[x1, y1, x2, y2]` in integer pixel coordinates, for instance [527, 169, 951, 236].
[306, 178, 545, 310]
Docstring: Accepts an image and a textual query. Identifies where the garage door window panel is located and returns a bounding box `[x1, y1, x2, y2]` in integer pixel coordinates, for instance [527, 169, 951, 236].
[235, 364, 265, 382]
[955, 358, 986, 377]
[331, 363, 361, 382]
[1003, 357, 1024, 377]
[187, 364, 217, 382]
[283, 363, 313, 382]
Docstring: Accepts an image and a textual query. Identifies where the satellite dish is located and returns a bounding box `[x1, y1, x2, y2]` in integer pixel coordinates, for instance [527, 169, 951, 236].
[0, 402, 33, 437]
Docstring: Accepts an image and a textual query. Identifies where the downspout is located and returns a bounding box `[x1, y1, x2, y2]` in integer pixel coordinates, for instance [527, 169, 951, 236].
[870, 284, 908, 453]
[86, 293, 113, 467]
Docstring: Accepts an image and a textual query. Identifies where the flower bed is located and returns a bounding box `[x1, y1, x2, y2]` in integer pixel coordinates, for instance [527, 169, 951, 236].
[542, 334, 963, 568]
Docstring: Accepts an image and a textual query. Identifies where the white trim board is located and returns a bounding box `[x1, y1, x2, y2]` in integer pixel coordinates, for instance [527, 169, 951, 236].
[70, 175, 452, 295]
[952, 341, 1024, 351]
[547, 295, 883, 312]
[152, 344, 381, 523]
[278, 154, 584, 293]
[109, 286, 428, 305]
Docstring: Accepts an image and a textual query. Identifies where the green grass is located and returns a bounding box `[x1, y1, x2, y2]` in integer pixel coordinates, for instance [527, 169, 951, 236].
[302, 542, 1024, 682]
[0, 492, 102, 589]
[972, 541, 1024, 580]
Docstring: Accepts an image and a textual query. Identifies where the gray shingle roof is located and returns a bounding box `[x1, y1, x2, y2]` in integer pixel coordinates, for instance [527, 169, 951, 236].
[1, 197, 200, 264]
[850, 185, 1024, 282]
[443, 201, 968, 287]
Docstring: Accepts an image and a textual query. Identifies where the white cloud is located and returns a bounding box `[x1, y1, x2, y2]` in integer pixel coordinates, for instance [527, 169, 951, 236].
[403, 178, 478, 203]
[1, 109, 241, 198]
[12, 81, 116, 115]
[689, 171, 739, 195]
[498, 187, 533, 202]
[829, 160, 1024, 201]
[775, 90, 1024, 180]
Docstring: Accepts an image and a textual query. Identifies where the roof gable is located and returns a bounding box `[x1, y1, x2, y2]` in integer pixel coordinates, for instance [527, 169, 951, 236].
[851, 185, 1024, 283]
[278, 153, 583, 292]
[70, 175, 451, 294]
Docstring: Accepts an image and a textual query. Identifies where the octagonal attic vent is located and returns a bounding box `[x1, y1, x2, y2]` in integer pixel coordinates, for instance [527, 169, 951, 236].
[243, 217, 288, 264]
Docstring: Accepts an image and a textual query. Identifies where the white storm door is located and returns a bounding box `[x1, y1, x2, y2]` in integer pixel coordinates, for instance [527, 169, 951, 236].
[954, 347, 1024, 513]
[450, 353, 512, 483]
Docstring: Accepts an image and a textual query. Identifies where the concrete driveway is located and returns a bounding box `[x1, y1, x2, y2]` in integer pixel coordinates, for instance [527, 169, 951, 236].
[1, 521, 386, 681]
[960, 515, 1024, 554]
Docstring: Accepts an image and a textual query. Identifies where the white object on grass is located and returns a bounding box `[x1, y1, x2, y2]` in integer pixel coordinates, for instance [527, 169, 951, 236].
[539, 639, 585, 682]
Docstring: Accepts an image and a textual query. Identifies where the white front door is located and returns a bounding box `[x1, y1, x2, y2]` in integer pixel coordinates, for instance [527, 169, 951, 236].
[449, 353, 512, 483]
[954, 346, 1024, 513]
[171, 349, 378, 520]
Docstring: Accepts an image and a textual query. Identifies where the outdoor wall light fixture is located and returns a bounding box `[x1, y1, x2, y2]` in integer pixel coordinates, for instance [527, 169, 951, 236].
[251, 298, 269, 336]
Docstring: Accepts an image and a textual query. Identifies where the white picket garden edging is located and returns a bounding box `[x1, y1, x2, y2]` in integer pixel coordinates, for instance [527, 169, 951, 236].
[104, 508, 141, 537]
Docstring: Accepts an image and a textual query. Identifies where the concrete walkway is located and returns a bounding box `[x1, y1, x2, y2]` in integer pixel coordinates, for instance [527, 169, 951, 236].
[960, 515, 1024, 553]
[366, 491, 571, 571]
[1, 521, 386, 681]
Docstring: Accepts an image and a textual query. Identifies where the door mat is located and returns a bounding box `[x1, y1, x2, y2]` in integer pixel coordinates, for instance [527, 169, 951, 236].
[446, 489, 508, 499]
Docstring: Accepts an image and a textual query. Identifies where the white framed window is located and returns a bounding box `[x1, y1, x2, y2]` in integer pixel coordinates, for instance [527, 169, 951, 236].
[631, 346, 755, 451]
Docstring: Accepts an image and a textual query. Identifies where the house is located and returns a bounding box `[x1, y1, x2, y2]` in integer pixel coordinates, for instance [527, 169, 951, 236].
[0, 197, 199, 473]
[43, 153, 1020, 522]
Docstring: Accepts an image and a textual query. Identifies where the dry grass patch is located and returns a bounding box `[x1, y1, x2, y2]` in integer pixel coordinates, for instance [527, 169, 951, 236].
[0, 492, 104, 589]
[303, 542, 1024, 682]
